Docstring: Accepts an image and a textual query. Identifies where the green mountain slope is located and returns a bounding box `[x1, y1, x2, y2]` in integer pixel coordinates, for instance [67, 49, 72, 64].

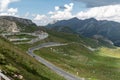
[16, 29, 120, 80]
[35, 43, 120, 80]
[17, 29, 113, 51]
[0, 36, 65, 80]
[34, 30, 120, 80]
[1, 16, 119, 80]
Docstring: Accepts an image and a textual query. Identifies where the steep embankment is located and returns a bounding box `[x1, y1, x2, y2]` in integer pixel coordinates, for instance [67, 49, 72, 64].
[0, 36, 65, 80]
[35, 43, 120, 80]
[32, 30, 120, 80]
[17, 29, 120, 80]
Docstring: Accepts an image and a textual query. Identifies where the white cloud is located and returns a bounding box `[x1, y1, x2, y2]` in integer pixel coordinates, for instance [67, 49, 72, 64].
[34, 14, 47, 21]
[55, 6, 60, 11]
[33, 3, 120, 26]
[0, 8, 18, 16]
[49, 11, 73, 20]
[0, 0, 20, 16]
[8, 8, 18, 13]
[76, 5, 120, 22]
[0, 0, 19, 12]
[73, 0, 120, 7]
[0, 0, 19, 16]
[33, 14, 52, 26]
[0, 12, 17, 16]
[49, 3, 74, 20]
[64, 3, 74, 12]
[33, 3, 74, 25]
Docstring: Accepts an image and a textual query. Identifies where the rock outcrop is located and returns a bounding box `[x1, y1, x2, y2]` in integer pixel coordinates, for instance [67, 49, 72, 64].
[0, 16, 38, 33]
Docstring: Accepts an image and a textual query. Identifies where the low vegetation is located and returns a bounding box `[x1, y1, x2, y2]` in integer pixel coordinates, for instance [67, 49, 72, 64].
[17, 30, 105, 51]
[97, 47, 120, 58]
[16, 30, 120, 80]
[35, 43, 120, 80]
[6, 34, 37, 39]
[0, 36, 65, 80]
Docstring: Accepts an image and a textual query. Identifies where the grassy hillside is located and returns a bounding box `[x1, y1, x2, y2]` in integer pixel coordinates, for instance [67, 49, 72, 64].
[35, 43, 120, 80]
[16, 22, 38, 32]
[17, 29, 112, 52]
[97, 47, 120, 58]
[0, 36, 65, 80]
[16, 30, 119, 80]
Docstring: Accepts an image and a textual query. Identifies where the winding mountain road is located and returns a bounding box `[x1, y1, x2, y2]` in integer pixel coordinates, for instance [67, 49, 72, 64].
[27, 42, 84, 80]
[1, 32, 49, 44]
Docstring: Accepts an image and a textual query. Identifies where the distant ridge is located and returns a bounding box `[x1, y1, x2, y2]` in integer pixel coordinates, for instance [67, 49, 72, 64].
[47, 17, 120, 46]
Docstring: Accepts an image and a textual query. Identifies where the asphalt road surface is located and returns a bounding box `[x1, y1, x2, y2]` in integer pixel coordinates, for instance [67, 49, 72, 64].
[27, 42, 84, 80]
[0, 72, 11, 80]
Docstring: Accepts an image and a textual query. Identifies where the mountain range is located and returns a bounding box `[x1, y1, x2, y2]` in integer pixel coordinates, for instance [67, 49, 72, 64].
[47, 17, 120, 46]
[0, 16, 120, 80]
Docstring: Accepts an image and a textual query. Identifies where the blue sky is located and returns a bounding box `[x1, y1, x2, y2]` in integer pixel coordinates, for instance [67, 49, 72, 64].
[9, 0, 86, 16]
[0, 0, 120, 25]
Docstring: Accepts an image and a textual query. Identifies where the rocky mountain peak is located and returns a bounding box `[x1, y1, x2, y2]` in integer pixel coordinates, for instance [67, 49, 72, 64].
[0, 16, 38, 33]
[0, 16, 36, 26]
